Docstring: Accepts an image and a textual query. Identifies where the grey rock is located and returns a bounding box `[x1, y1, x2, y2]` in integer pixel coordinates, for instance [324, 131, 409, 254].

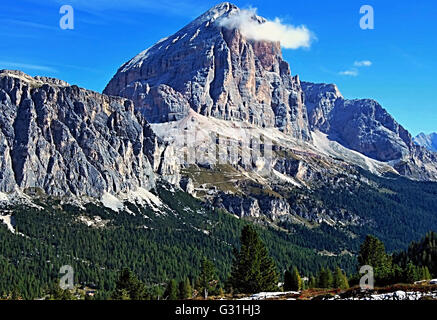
[104, 2, 311, 141]
[302, 81, 437, 180]
[0, 70, 161, 197]
[414, 132, 437, 152]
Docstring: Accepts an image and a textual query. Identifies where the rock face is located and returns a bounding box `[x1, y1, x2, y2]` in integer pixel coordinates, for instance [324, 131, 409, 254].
[301, 81, 437, 180]
[104, 2, 311, 141]
[302, 81, 411, 161]
[414, 132, 437, 152]
[0, 70, 160, 197]
[104, 2, 437, 180]
[302, 82, 343, 131]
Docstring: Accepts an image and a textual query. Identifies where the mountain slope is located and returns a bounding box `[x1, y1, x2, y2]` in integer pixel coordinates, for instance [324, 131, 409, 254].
[414, 132, 437, 152]
[0, 69, 162, 198]
[104, 2, 437, 182]
[301, 81, 437, 181]
[1, 2, 437, 300]
[0, 181, 358, 299]
[104, 2, 311, 141]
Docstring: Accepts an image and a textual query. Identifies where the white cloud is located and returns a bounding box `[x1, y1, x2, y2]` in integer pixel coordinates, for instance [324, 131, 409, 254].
[354, 60, 372, 67]
[339, 69, 358, 77]
[219, 8, 313, 49]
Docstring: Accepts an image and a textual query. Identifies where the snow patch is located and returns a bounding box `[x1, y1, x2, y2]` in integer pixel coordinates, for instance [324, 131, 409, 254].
[190, 29, 200, 42]
[239, 291, 300, 300]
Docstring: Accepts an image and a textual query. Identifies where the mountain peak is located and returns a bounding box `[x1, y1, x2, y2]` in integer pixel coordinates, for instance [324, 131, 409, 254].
[204, 2, 238, 16]
[186, 2, 239, 28]
[104, 3, 312, 140]
[414, 132, 437, 152]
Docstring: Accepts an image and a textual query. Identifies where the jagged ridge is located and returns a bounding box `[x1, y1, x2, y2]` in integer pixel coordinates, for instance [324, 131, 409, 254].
[104, 2, 311, 141]
[0, 70, 160, 198]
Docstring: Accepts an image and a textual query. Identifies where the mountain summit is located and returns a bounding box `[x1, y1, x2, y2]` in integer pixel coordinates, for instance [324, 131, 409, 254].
[104, 3, 437, 182]
[104, 2, 311, 141]
[414, 132, 437, 152]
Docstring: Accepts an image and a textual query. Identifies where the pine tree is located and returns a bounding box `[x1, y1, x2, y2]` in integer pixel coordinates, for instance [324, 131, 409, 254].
[284, 267, 302, 291]
[308, 276, 317, 289]
[228, 225, 278, 293]
[421, 266, 432, 280]
[358, 235, 393, 284]
[198, 257, 216, 299]
[333, 267, 349, 289]
[178, 278, 192, 300]
[283, 270, 292, 291]
[165, 279, 178, 300]
[404, 262, 419, 284]
[112, 269, 147, 300]
[317, 268, 333, 289]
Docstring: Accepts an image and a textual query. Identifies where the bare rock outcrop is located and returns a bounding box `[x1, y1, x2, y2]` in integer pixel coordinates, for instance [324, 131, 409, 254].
[104, 2, 311, 141]
[0, 70, 161, 197]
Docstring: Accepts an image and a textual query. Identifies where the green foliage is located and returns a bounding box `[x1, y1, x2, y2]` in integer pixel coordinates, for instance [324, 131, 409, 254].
[178, 278, 192, 300]
[284, 267, 302, 291]
[47, 282, 76, 300]
[393, 232, 437, 277]
[197, 257, 217, 299]
[349, 233, 437, 286]
[112, 268, 147, 300]
[358, 235, 393, 285]
[2, 172, 437, 299]
[404, 262, 419, 284]
[164, 279, 178, 300]
[308, 276, 317, 289]
[333, 267, 349, 290]
[317, 268, 333, 289]
[228, 225, 278, 293]
[314, 169, 437, 252]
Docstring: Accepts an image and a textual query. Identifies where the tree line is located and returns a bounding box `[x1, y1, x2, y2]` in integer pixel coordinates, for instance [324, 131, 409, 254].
[109, 229, 437, 300]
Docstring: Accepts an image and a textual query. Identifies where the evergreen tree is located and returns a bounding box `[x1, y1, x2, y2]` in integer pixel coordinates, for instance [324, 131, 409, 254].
[421, 266, 432, 280]
[333, 267, 349, 289]
[198, 257, 216, 299]
[112, 269, 147, 300]
[284, 267, 302, 291]
[404, 262, 419, 284]
[47, 281, 75, 300]
[283, 270, 292, 291]
[308, 275, 317, 289]
[228, 225, 278, 293]
[317, 268, 333, 289]
[178, 278, 192, 300]
[358, 235, 393, 284]
[164, 279, 178, 300]
[393, 232, 437, 278]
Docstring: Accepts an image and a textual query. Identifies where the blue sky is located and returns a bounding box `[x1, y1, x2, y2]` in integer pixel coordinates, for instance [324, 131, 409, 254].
[1, 0, 436, 135]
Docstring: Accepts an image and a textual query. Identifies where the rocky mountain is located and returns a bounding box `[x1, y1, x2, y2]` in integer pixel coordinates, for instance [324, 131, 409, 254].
[0, 69, 167, 199]
[301, 82, 437, 180]
[2, 3, 437, 300]
[103, 2, 437, 183]
[1, 2, 437, 228]
[414, 132, 437, 152]
[104, 2, 311, 141]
